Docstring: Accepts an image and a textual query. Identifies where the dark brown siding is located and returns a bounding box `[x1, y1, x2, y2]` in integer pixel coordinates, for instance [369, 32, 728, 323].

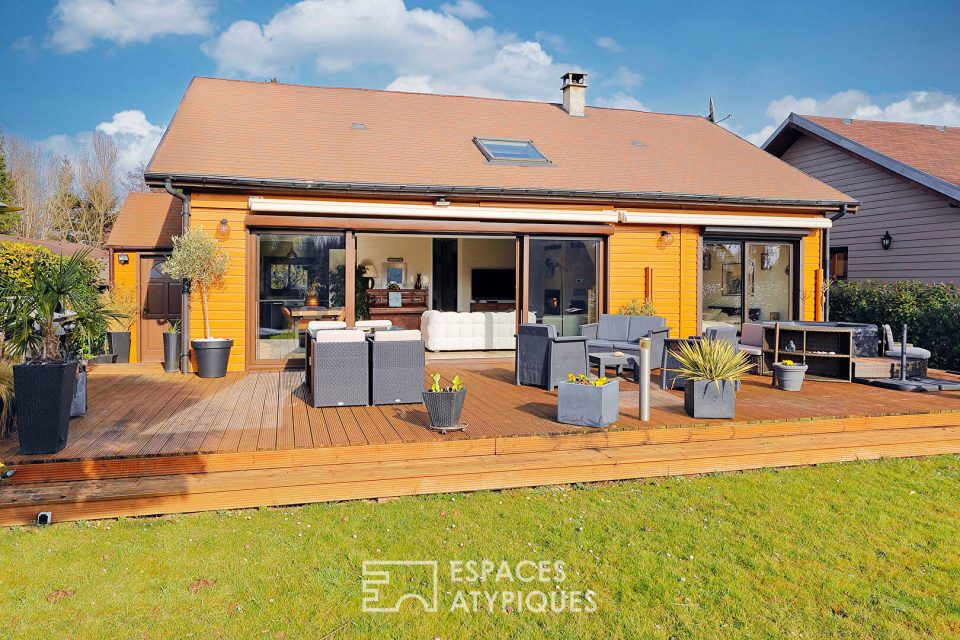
[780, 134, 960, 283]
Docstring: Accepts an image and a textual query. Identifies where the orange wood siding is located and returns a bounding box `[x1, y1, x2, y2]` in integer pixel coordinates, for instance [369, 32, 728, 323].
[112, 251, 138, 362]
[608, 224, 700, 339]
[188, 194, 249, 372]
[802, 229, 822, 321]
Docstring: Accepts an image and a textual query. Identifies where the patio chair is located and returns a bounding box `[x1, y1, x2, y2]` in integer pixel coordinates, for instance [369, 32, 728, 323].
[579, 314, 670, 371]
[704, 325, 738, 345]
[660, 338, 698, 390]
[738, 323, 765, 374]
[882, 324, 931, 362]
[309, 330, 369, 408]
[516, 323, 588, 391]
[369, 329, 425, 405]
[306, 320, 347, 338]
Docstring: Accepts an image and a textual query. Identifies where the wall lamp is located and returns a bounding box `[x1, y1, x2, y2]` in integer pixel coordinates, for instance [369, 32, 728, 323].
[434, 196, 451, 207]
[659, 230, 675, 247]
[881, 230, 892, 250]
[218, 218, 230, 233]
[117, 252, 129, 265]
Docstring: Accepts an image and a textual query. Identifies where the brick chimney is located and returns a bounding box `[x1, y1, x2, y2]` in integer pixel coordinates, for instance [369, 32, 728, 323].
[561, 72, 587, 117]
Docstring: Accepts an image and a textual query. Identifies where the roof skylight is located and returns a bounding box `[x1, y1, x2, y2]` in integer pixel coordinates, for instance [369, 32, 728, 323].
[474, 137, 550, 164]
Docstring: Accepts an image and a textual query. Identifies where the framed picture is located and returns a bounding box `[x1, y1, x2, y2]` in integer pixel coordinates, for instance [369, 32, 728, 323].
[722, 263, 742, 296]
[383, 262, 406, 289]
[387, 291, 402, 307]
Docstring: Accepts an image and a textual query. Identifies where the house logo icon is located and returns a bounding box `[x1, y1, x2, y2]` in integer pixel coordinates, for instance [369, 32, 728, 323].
[361, 560, 439, 613]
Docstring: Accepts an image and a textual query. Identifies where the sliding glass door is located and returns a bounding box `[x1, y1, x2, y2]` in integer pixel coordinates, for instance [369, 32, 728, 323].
[527, 238, 601, 336]
[702, 239, 796, 332]
[255, 232, 346, 361]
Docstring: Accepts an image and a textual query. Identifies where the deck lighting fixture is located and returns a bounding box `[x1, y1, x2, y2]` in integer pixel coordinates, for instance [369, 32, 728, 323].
[218, 218, 230, 233]
[117, 252, 129, 265]
[881, 230, 892, 250]
[659, 230, 675, 247]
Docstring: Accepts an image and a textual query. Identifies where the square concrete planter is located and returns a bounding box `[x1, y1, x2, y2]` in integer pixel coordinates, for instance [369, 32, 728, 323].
[557, 379, 620, 428]
[683, 379, 736, 419]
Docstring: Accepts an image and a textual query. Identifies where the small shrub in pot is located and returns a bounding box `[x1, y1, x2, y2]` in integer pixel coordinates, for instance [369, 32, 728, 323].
[422, 373, 466, 432]
[772, 359, 808, 392]
[672, 339, 753, 419]
[101, 286, 137, 363]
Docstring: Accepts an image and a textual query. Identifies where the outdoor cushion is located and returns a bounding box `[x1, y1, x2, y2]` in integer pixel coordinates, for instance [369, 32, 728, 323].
[597, 315, 631, 341]
[740, 323, 764, 348]
[610, 341, 642, 352]
[313, 329, 366, 343]
[307, 321, 347, 337]
[884, 347, 932, 360]
[355, 320, 392, 329]
[373, 329, 422, 342]
[627, 316, 666, 341]
[586, 339, 620, 350]
[738, 345, 762, 357]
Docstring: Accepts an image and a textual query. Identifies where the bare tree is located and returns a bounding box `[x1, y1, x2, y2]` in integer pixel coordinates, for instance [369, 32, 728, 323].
[121, 161, 150, 194]
[4, 135, 58, 239]
[69, 132, 121, 247]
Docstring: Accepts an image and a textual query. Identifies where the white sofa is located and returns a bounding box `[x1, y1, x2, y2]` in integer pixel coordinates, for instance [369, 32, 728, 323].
[420, 310, 535, 351]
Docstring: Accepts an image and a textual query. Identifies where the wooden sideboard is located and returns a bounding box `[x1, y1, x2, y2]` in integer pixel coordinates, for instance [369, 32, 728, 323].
[366, 288, 429, 330]
[469, 301, 515, 312]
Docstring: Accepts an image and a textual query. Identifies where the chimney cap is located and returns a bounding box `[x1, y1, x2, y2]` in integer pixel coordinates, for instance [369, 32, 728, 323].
[561, 72, 588, 88]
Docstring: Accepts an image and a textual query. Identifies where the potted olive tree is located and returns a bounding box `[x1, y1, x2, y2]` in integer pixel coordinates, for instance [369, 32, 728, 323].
[163, 320, 181, 373]
[162, 227, 231, 378]
[673, 339, 753, 419]
[0, 250, 116, 453]
[102, 286, 137, 363]
[422, 373, 466, 433]
[557, 373, 620, 428]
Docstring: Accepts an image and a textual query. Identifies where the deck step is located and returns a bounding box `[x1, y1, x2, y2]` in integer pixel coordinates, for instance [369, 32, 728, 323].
[2, 425, 959, 526]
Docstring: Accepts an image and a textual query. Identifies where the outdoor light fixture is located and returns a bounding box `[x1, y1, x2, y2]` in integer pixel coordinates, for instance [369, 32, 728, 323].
[659, 230, 675, 246]
[117, 252, 129, 265]
[881, 230, 892, 250]
[218, 218, 230, 233]
[434, 197, 451, 207]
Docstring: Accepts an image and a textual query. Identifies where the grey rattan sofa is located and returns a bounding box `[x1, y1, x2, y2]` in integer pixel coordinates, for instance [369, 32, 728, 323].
[515, 323, 589, 391]
[579, 314, 671, 371]
[369, 329, 425, 405]
[309, 330, 369, 408]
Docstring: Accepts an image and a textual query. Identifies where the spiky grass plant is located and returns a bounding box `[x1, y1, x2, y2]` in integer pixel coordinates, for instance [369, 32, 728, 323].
[671, 338, 753, 391]
[0, 359, 13, 438]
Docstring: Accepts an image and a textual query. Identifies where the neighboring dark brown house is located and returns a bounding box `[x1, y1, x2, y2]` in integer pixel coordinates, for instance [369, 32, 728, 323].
[764, 114, 960, 283]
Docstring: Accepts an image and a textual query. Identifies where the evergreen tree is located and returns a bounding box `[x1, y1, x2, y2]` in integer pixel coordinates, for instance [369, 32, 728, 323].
[0, 131, 19, 234]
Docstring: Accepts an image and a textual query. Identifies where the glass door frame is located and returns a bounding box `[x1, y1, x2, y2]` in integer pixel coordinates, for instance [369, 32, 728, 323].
[700, 234, 802, 333]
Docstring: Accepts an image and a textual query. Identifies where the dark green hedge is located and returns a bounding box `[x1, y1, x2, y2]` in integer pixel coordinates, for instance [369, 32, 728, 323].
[829, 280, 960, 371]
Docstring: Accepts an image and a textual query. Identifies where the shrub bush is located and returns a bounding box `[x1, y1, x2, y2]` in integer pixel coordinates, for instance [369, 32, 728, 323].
[830, 280, 960, 370]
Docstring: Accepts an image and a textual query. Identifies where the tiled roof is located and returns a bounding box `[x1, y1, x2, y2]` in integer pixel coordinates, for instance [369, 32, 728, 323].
[804, 115, 960, 188]
[106, 192, 181, 249]
[146, 77, 854, 206]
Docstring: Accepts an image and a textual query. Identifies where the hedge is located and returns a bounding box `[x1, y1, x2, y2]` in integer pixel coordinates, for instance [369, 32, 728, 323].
[829, 279, 960, 371]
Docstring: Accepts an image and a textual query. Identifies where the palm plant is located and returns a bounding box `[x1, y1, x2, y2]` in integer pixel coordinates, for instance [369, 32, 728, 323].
[0, 249, 118, 363]
[671, 338, 753, 391]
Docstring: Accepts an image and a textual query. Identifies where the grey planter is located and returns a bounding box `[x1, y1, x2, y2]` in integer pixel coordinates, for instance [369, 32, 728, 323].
[557, 379, 620, 428]
[423, 389, 466, 430]
[163, 332, 181, 373]
[192, 338, 233, 378]
[70, 363, 87, 417]
[683, 379, 736, 419]
[107, 331, 131, 363]
[773, 363, 808, 392]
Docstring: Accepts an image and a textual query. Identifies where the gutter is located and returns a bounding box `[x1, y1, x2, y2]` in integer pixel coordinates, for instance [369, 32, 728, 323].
[146, 172, 856, 212]
[822, 203, 850, 321]
[165, 178, 191, 375]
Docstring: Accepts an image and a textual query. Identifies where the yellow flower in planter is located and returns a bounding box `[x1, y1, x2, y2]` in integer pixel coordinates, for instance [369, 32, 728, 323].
[781, 359, 794, 366]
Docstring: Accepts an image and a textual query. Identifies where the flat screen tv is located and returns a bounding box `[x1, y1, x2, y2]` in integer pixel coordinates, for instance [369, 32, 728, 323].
[471, 268, 516, 301]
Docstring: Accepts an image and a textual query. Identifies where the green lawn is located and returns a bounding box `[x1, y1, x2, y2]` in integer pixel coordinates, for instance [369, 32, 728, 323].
[3, 456, 959, 639]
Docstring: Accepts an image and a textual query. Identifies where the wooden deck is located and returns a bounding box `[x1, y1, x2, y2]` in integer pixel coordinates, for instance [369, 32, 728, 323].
[2, 360, 960, 525]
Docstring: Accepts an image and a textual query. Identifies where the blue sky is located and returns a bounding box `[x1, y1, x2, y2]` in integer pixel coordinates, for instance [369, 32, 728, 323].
[2, 0, 959, 171]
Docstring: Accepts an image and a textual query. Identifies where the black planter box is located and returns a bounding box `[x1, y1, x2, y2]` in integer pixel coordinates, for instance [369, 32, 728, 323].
[14, 361, 78, 454]
[423, 389, 466, 430]
[163, 332, 182, 373]
[192, 338, 233, 378]
[107, 331, 131, 363]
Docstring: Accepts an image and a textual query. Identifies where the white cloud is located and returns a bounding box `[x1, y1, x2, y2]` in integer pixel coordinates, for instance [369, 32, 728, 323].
[48, 0, 213, 53]
[745, 89, 960, 145]
[604, 66, 641, 89]
[535, 30, 566, 52]
[595, 36, 623, 52]
[594, 93, 648, 111]
[440, 0, 489, 20]
[43, 110, 165, 173]
[204, 0, 577, 101]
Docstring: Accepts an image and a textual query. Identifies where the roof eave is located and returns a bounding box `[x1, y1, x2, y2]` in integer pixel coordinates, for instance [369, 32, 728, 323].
[144, 172, 855, 212]
[764, 113, 960, 205]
